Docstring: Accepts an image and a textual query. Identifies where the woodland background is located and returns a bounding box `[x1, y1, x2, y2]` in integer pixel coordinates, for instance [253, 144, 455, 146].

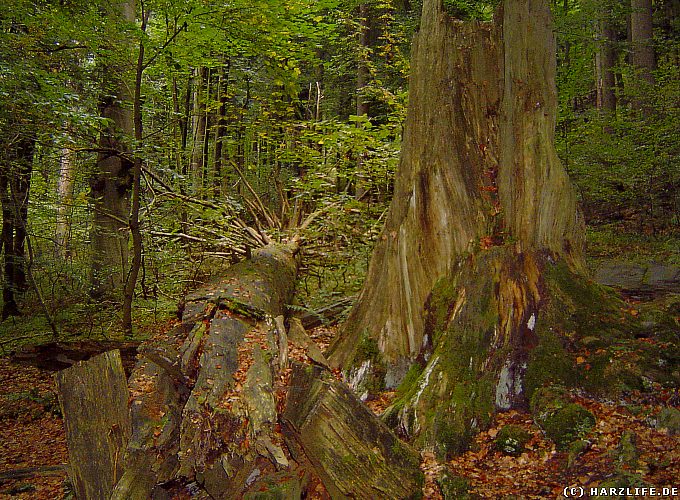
[0, 0, 677, 359]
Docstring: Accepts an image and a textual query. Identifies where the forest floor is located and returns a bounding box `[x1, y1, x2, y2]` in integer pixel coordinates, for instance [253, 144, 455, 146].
[0, 319, 678, 499]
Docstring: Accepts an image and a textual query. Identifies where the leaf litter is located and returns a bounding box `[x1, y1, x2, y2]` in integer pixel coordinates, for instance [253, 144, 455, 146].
[1, 324, 678, 499]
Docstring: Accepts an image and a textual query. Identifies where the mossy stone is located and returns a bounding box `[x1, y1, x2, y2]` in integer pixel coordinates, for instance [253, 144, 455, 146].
[494, 425, 531, 456]
[655, 407, 680, 435]
[529, 385, 570, 415]
[540, 404, 595, 450]
[530, 387, 595, 450]
[437, 472, 475, 500]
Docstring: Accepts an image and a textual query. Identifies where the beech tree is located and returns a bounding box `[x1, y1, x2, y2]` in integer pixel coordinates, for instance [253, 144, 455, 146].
[328, 0, 666, 455]
[90, 0, 136, 298]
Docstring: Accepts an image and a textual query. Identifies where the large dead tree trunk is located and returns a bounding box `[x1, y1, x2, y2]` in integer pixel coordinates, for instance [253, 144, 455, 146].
[54, 243, 423, 498]
[55, 350, 131, 500]
[326, 0, 670, 457]
[330, 0, 583, 379]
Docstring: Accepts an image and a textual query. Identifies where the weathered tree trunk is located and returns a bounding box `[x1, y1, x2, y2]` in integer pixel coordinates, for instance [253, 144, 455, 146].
[122, 6, 148, 337]
[213, 59, 230, 196]
[327, 0, 601, 455]
[90, 0, 135, 298]
[630, 0, 656, 85]
[629, 0, 656, 115]
[55, 350, 131, 500]
[190, 67, 208, 196]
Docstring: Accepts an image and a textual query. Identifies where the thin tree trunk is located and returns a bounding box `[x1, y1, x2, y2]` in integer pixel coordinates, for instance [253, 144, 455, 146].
[190, 67, 208, 195]
[55, 145, 76, 258]
[213, 59, 230, 196]
[1, 136, 34, 319]
[355, 3, 371, 200]
[122, 2, 146, 337]
[9, 138, 32, 295]
[596, 3, 617, 120]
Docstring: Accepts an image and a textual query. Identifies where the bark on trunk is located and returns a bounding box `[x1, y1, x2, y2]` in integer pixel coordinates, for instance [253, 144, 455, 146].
[327, 0, 595, 455]
[1, 136, 34, 319]
[190, 67, 208, 195]
[90, 0, 135, 299]
[629, 0, 656, 115]
[55, 146, 75, 258]
[630, 0, 656, 85]
[213, 60, 230, 196]
[329, 0, 583, 381]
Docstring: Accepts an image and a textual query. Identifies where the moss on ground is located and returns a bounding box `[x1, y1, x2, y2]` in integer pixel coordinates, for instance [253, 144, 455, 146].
[437, 472, 476, 499]
[530, 387, 595, 450]
[494, 424, 531, 456]
[383, 250, 677, 461]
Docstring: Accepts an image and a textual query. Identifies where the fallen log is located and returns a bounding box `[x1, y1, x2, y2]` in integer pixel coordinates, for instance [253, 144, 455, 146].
[594, 261, 680, 298]
[56, 243, 424, 499]
[284, 363, 423, 499]
[0, 465, 67, 482]
[113, 243, 299, 499]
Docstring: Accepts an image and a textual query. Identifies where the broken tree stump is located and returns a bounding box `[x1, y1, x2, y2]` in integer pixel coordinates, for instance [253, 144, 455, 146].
[55, 350, 131, 500]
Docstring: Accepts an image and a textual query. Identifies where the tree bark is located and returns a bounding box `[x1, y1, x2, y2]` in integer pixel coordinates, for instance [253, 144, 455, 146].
[1, 136, 34, 319]
[630, 0, 656, 85]
[629, 0, 656, 115]
[328, 0, 600, 456]
[55, 145, 75, 258]
[213, 59, 230, 196]
[90, 0, 135, 299]
[190, 67, 208, 196]
[122, 4, 147, 337]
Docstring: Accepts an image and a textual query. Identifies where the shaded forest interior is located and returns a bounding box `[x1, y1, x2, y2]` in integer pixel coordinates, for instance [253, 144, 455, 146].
[0, 0, 679, 498]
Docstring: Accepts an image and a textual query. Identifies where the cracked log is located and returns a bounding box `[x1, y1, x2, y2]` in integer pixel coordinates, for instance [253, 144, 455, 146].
[53, 243, 426, 498]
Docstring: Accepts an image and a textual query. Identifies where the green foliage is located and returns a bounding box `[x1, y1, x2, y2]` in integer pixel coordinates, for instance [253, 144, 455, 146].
[437, 472, 474, 499]
[553, 1, 680, 236]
